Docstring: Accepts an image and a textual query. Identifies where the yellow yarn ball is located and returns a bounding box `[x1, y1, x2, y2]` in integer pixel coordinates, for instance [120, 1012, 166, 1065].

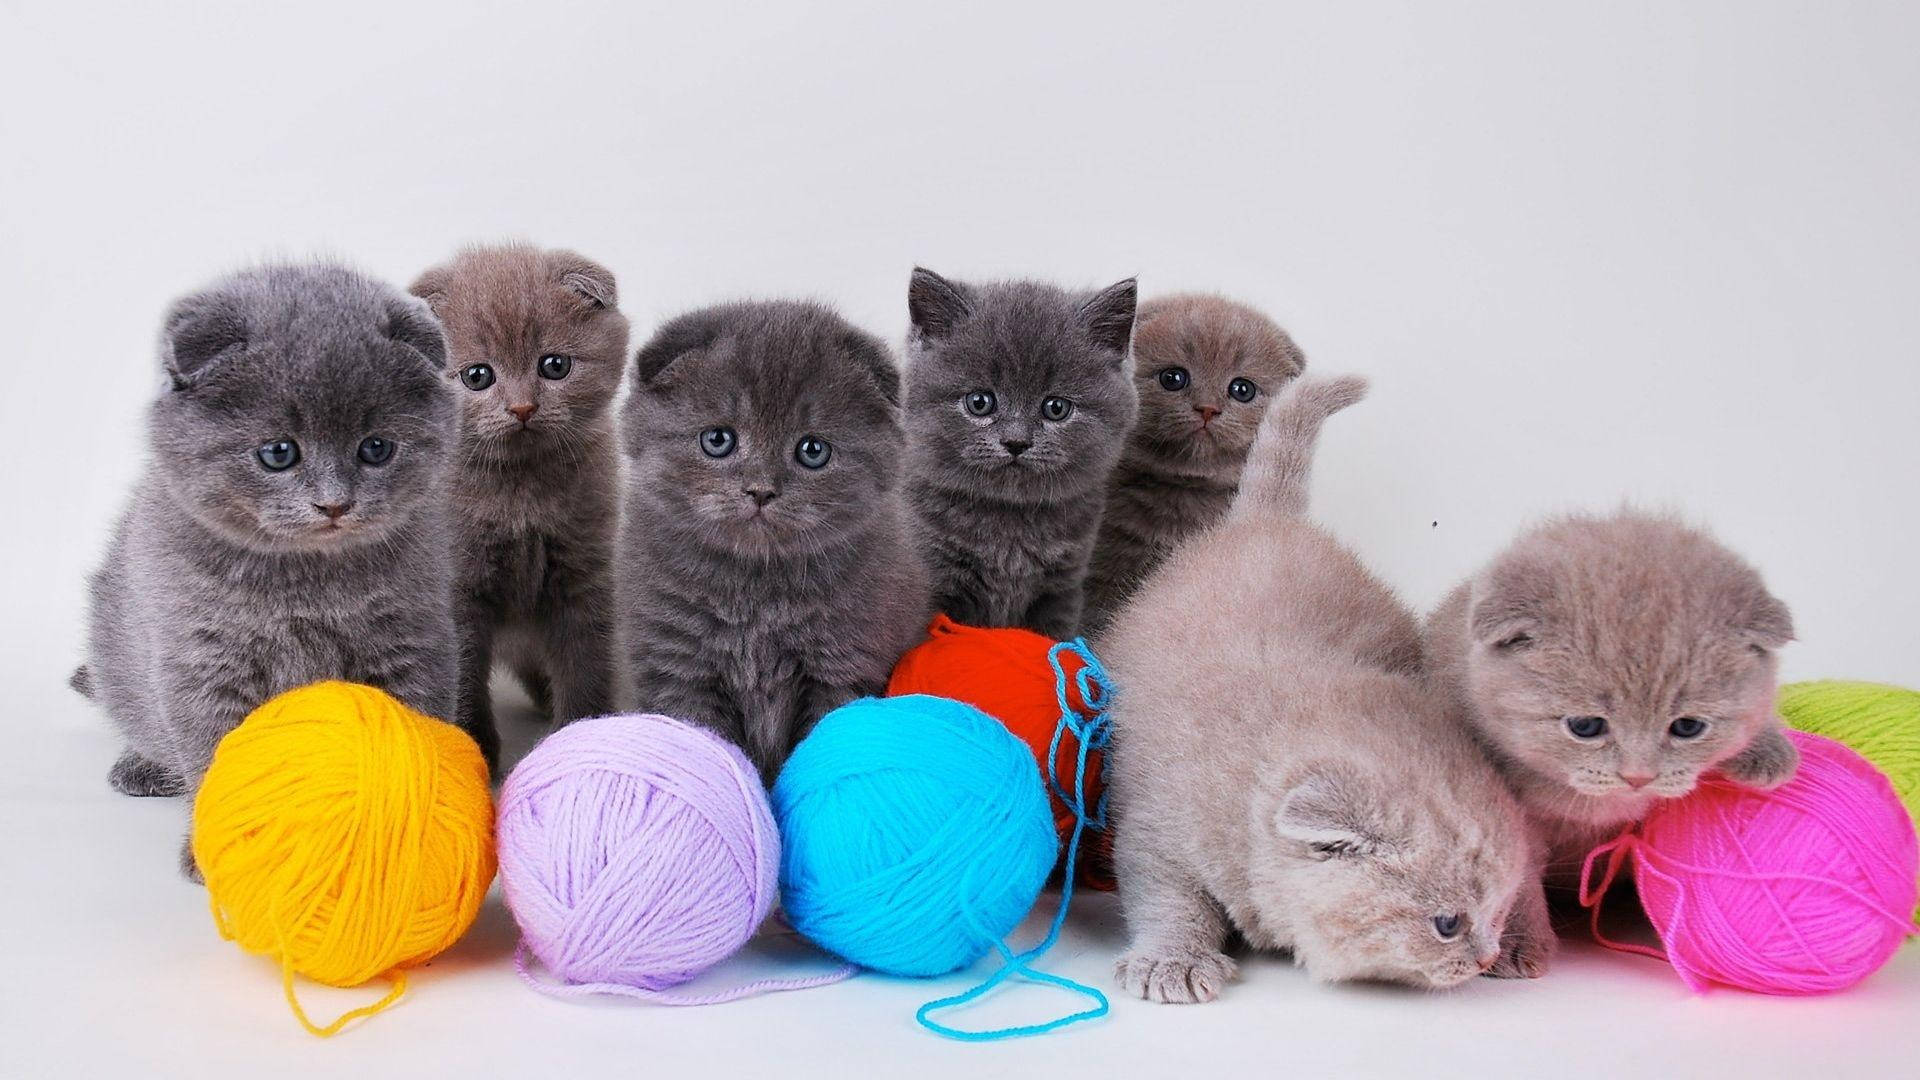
[1778, 679, 1920, 923]
[192, 681, 496, 1036]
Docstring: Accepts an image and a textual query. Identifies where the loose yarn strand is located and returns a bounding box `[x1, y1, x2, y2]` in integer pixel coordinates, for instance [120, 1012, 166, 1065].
[513, 942, 856, 1006]
[915, 639, 1113, 1041]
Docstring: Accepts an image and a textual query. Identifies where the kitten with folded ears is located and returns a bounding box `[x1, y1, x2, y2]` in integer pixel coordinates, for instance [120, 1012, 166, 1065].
[1103, 376, 1551, 1001]
[410, 244, 630, 767]
[621, 301, 930, 781]
[903, 268, 1140, 639]
[75, 263, 460, 875]
[1425, 509, 1799, 884]
[1082, 294, 1306, 635]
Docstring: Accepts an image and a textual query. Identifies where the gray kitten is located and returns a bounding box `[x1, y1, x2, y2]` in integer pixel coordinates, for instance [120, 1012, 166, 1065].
[1083, 294, 1306, 635]
[903, 268, 1140, 639]
[621, 301, 930, 781]
[1103, 376, 1551, 1001]
[1425, 510, 1799, 883]
[74, 263, 459, 874]
[409, 244, 630, 767]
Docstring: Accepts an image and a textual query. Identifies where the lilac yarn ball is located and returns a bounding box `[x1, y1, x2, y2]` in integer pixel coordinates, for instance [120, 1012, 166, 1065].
[498, 714, 778, 998]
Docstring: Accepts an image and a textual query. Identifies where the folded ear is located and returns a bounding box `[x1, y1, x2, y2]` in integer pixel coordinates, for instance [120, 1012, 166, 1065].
[384, 296, 447, 370]
[1738, 589, 1795, 652]
[549, 251, 618, 310]
[633, 308, 728, 389]
[1273, 764, 1389, 858]
[1469, 559, 1552, 651]
[842, 327, 902, 408]
[907, 267, 972, 341]
[161, 289, 249, 389]
[407, 264, 454, 316]
[1080, 277, 1138, 357]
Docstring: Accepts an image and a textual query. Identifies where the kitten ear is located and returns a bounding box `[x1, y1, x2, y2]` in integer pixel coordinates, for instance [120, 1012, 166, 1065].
[907, 267, 972, 341]
[633, 309, 726, 388]
[549, 251, 618, 310]
[1469, 562, 1549, 651]
[160, 289, 249, 389]
[1738, 589, 1795, 652]
[384, 296, 447, 369]
[842, 328, 902, 407]
[1079, 277, 1138, 357]
[407, 264, 453, 316]
[1273, 765, 1388, 858]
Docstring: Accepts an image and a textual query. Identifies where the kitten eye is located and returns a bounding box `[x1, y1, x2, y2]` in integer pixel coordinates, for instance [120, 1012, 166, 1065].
[794, 434, 831, 469]
[1157, 367, 1190, 391]
[1228, 377, 1258, 403]
[700, 427, 737, 458]
[1041, 396, 1074, 422]
[256, 439, 300, 471]
[357, 436, 393, 466]
[1669, 716, 1709, 739]
[1432, 914, 1465, 941]
[538, 354, 573, 380]
[461, 363, 495, 391]
[964, 390, 997, 417]
[1564, 715, 1609, 740]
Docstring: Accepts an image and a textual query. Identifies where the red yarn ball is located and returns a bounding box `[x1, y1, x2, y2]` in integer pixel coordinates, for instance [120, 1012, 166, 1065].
[887, 615, 1113, 889]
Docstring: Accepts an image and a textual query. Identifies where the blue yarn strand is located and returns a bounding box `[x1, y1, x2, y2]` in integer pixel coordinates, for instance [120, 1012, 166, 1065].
[915, 638, 1114, 1041]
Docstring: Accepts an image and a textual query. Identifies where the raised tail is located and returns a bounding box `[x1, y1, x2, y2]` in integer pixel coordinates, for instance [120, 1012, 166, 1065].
[1228, 374, 1369, 522]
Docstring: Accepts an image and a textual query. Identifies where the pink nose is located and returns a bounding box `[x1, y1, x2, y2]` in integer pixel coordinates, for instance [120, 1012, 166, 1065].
[1620, 772, 1656, 789]
[1194, 405, 1220, 423]
[508, 403, 537, 423]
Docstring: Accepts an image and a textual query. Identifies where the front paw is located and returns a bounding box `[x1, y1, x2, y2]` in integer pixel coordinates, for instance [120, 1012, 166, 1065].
[109, 751, 187, 797]
[178, 837, 204, 884]
[1720, 726, 1799, 790]
[1486, 928, 1554, 979]
[1115, 948, 1238, 1003]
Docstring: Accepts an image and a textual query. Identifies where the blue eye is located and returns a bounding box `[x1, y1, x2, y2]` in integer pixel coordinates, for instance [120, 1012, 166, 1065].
[1669, 716, 1708, 739]
[1565, 715, 1608, 740]
[1432, 914, 1464, 940]
[460, 363, 495, 391]
[794, 435, 831, 469]
[1228, 377, 1258, 403]
[701, 427, 736, 458]
[1157, 367, 1189, 391]
[257, 440, 300, 471]
[538, 354, 572, 380]
[357, 436, 393, 466]
[1041, 396, 1073, 421]
[965, 390, 996, 416]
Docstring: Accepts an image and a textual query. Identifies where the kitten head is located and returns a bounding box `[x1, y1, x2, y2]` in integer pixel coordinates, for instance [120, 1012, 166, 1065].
[1262, 757, 1533, 989]
[903, 269, 1140, 501]
[625, 301, 904, 558]
[1462, 510, 1793, 814]
[410, 243, 629, 449]
[1128, 294, 1304, 473]
[149, 262, 454, 553]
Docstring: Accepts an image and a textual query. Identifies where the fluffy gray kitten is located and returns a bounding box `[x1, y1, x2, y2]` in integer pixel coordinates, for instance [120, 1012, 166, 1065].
[621, 301, 930, 781]
[410, 244, 630, 766]
[903, 268, 1140, 639]
[1083, 293, 1306, 635]
[75, 263, 460, 874]
[1425, 509, 1799, 884]
[1103, 376, 1550, 1001]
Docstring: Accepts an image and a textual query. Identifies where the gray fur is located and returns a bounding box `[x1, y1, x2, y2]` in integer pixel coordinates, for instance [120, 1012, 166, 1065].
[902, 268, 1140, 639]
[620, 301, 930, 782]
[410, 243, 630, 765]
[1103, 377, 1550, 1000]
[1425, 509, 1799, 884]
[77, 263, 460, 875]
[1083, 294, 1306, 635]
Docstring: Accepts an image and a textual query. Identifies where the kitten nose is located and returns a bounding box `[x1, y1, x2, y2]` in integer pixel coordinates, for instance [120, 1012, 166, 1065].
[1620, 771, 1656, 789]
[507, 403, 538, 423]
[1478, 951, 1500, 972]
[1194, 405, 1220, 424]
[1002, 438, 1031, 457]
[744, 485, 779, 507]
[313, 501, 353, 521]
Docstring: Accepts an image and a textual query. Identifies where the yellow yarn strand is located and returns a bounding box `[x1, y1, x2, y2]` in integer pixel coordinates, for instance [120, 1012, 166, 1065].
[193, 681, 496, 1036]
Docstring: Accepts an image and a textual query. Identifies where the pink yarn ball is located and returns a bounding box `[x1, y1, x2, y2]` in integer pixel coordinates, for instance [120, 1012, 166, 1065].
[1601, 730, 1918, 994]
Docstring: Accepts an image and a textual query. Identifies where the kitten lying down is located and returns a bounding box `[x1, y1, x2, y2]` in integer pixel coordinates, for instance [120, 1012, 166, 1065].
[1103, 376, 1551, 1001]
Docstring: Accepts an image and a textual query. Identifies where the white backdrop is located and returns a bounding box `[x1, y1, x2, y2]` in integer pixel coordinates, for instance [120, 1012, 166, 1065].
[1, 3, 1915, 1077]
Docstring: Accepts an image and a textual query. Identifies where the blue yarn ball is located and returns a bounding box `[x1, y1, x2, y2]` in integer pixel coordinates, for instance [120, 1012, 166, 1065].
[772, 694, 1059, 977]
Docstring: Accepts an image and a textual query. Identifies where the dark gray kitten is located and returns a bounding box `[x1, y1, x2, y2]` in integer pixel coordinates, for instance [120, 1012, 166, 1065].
[903, 268, 1140, 639]
[75, 263, 459, 874]
[410, 244, 629, 766]
[621, 301, 930, 781]
[1082, 294, 1306, 635]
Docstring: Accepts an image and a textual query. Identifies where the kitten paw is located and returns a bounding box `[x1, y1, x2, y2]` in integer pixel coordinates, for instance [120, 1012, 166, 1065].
[1486, 931, 1554, 979]
[1115, 949, 1238, 1003]
[178, 837, 204, 884]
[1720, 726, 1799, 790]
[109, 751, 187, 798]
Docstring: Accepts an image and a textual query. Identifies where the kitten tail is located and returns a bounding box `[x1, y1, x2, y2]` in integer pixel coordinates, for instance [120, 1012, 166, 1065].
[1228, 375, 1368, 523]
[69, 664, 94, 698]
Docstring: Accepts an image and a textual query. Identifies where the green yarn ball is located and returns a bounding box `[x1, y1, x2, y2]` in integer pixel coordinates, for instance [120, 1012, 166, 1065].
[1778, 679, 1920, 922]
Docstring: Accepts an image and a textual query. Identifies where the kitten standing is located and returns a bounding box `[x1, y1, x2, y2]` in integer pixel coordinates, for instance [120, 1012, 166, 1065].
[1425, 510, 1799, 883]
[903, 268, 1139, 639]
[621, 301, 929, 781]
[409, 245, 629, 767]
[1103, 377, 1550, 1001]
[1082, 294, 1306, 635]
[76, 263, 459, 874]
